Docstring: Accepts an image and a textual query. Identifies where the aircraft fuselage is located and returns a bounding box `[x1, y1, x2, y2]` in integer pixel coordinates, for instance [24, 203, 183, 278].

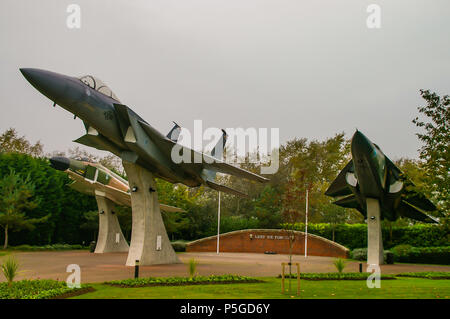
[20, 68, 201, 187]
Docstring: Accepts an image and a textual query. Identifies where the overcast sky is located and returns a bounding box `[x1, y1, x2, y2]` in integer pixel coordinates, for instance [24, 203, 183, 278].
[1, 0, 449, 160]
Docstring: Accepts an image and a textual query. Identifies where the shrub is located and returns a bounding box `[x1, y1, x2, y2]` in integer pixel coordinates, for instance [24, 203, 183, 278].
[385, 251, 394, 264]
[350, 248, 397, 264]
[333, 258, 346, 273]
[351, 248, 367, 261]
[391, 244, 413, 256]
[1, 256, 20, 286]
[392, 246, 450, 265]
[188, 258, 198, 278]
[171, 241, 186, 252]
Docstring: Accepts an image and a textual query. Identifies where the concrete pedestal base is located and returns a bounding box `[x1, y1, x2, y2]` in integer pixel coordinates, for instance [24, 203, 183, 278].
[122, 161, 180, 266]
[367, 198, 384, 265]
[94, 194, 129, 253]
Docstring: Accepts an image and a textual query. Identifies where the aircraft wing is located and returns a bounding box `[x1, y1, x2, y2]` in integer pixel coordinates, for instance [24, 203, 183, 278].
[385, 158, 437, 212]
[66, 171, 183, 212]
[202, 159, 269, 183]
[401, 179, 437, 212]
[206, 180, 249, 198]
[333, 194, 366, 217]
[333, 194, 361, 209]
[136, 118, 269, 183]
[325, 160, 354, 197]
[66, 171, 95, 195]
[398, 200, 439, 223]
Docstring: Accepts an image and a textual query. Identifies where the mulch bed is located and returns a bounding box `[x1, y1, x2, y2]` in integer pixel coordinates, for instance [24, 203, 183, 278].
[51, 287, 96, 299]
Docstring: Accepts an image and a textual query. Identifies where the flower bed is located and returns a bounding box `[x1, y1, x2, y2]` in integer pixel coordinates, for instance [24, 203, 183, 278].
[0, 279, 92, 299]
[106, 274, 263, 287]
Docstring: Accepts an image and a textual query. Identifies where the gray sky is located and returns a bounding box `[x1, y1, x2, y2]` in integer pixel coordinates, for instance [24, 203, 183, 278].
[1, 0, 449, 160]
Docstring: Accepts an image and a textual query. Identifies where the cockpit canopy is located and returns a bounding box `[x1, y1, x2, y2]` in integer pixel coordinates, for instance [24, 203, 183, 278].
[78, 75, 120, 102]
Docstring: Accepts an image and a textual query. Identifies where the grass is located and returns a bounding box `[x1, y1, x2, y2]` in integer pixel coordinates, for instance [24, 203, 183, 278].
[278, 272, 397, 280]
[69, 277, 450, 299]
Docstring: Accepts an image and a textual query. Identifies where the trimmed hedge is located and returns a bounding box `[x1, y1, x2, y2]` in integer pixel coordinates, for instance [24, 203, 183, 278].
[291, 223, 449, 249]
[350, 246, 450, 265]
[4, 244, 88, 251]
[391, 246, 450, 265]
[396, 272, 450, 279]
[171, 241, 187, 252]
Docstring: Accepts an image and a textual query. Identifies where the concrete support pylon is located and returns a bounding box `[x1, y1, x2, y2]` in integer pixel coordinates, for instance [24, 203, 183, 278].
[366, 197, 384, 265]
[94, 193, 129, 253]
[122, 161, 180, 266]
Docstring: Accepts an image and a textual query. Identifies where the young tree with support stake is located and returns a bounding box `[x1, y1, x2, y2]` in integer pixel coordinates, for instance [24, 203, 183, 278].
[0, 169, 47, 249]
[281, 177, 305, 292]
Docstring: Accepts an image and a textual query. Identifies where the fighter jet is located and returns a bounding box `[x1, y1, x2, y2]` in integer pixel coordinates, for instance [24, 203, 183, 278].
[49, 156, 183, 212]
[325, 130, 438, 223]
[20, 68, 269, 197]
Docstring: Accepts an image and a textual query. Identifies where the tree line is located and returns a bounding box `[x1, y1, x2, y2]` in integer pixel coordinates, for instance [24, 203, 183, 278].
[0, 90, 447, 247]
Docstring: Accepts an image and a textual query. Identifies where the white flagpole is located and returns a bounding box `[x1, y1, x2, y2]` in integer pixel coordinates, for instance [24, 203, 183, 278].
[216, 191, 221, 254]
[305, 189, 308, 258]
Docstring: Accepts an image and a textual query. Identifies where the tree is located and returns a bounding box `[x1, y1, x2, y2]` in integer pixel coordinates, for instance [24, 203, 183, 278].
[412, 90, 449, 214]
[79, 211, 99, 241]
[252, 185, 282, 228]
[319, 202, 347, 242]
[0, 169, 46, 249]
[0, 128, 43, 157]
[0, 152, 97, 245]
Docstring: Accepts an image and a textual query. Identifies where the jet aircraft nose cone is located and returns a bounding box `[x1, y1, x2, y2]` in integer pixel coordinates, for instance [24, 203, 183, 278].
[351, 130, 372, 156]
[20, 68, 45, 86]
[50, 157, 71, 171]
[20, 68, 69, 103]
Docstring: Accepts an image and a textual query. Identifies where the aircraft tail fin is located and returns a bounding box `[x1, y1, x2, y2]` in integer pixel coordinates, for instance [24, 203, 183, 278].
[166, 122, 181, 142]
[210, 129, 228, 160]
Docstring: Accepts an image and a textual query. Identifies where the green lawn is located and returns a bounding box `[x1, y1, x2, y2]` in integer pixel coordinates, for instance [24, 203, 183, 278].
[70, 277, 450, 299]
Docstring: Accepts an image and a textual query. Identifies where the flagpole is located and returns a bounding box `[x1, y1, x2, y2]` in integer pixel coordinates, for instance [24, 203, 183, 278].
[305, 189, 308, 258]
[216, 191, 221, 254]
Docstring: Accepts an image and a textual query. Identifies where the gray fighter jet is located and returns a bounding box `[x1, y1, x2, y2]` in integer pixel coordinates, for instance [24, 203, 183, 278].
[49, 156, 183, 212]
[21, 68, 268, 197]
[325, 131, 438, 223]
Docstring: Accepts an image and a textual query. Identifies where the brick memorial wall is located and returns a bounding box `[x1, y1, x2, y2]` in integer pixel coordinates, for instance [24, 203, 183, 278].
[186, 229, 349, 258]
